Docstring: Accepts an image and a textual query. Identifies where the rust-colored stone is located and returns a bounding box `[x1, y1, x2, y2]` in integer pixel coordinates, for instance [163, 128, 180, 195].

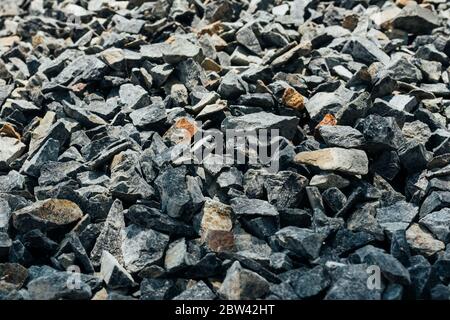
[316, 113, 337, 128]
[176, 117, 198, 138]
[204, 230, 235, 252]
[197, 21, 224, 36]
[282, 87, 305, 110]
[163, 117, 199, 146]
[314, 113, 337, 137]
[0, 123, 21, 139]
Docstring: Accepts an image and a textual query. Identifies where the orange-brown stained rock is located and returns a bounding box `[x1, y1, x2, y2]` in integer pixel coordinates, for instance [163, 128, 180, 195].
[163, 117, 199, 146]
[204, 230, 235, 252]
[197, 21, 224, 36]
[316, 113, 337, 128]
[0, 123, 21, 139]
[176, 117, 198, 138]
[314, 114, 337, 137]
[282, 87, 305, 110]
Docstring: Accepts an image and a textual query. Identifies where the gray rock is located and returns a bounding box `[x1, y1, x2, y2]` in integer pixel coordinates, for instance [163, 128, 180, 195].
[390, 230, 411, 266]
[342, 36, 390, 65]
[221, 111, 299, 140]
[53, 55, 108, 86]
[218, 261, 270, 300]
[100, 250, 135, 289]
[0, 136, 26, 170]
[419, 208, 450, 242]
[402, 121, 432, 145]
[318, 125, 365, 149]
[126, 205, 196, 238]
[293, 266, 330, 299]
[392, 3, 440, 35]
[305, 86, 354, 122]
[0, 170, 25, 192]
[398, 140, 432, 174]
[218, 71, 248, 100]
[271, 226, 326, 260]
[416, 45, 448, 66]
[112, 14, 145, 34]
[150, 64, 174, 87]
[155, 166, 204, 220]
[355, 115, 404, 151]
[387, 55, 422, 83]
[22, 138, 59, 177]
[264, 171, 309, 209]
[419, 191, 450, 218]
[164, 238, 198, 272]
[408, 255, 431, 299]
[0, 233, 12, 259]
[129, 101, 167, 128]
[322, 187, 347, 213]
[119, 84, 150, 110]
[376, 201, 418, 236]
[161, 37, 201, 64]
[216, 167, 243, 189]
[90, 200, 125, 267]
[122, 224, 169, 273]
[56, 233, 94, 274]
[230, 197, 279, 216]
[27, 272, 93, 300]
[324, 264, 382, 300]
[269, 252, 293, 272]
[383, 283, 403, 300]
[173, 281, 216, 300]
[140, 278, 175, 300]
[236, 23, 262, 55]
[353, 245, 411, 285]
[309, 173, 350, 190]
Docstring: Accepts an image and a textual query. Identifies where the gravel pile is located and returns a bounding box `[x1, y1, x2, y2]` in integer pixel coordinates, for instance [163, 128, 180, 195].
[0, 0, 450, 300]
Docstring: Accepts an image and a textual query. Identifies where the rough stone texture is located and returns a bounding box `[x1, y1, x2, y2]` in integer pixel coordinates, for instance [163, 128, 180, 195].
[100, 250, 135, 289]
[90, 200, 125, 267]
[218, 261, 270, 300]
[12, 199, 83, 233]
[0, 0, 449, 302]
[406, 223, 445, 257]
[295, 148, 369, 175]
